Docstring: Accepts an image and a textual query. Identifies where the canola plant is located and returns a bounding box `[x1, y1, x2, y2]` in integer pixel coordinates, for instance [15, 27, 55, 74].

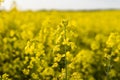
[0, 9, 120, 80]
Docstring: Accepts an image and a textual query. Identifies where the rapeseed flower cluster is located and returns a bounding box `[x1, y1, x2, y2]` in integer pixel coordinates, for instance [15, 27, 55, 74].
[0, 9, 120, 80]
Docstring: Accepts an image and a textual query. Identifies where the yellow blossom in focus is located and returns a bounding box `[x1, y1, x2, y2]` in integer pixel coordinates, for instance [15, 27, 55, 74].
[22, 69, 30, 75]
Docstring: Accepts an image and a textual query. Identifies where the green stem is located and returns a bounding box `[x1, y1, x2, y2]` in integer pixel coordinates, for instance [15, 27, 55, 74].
[64, 22, 67, 80]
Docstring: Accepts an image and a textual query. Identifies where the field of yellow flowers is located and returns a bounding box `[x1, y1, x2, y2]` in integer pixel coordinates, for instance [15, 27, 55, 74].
[0, 9, 120, 80]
